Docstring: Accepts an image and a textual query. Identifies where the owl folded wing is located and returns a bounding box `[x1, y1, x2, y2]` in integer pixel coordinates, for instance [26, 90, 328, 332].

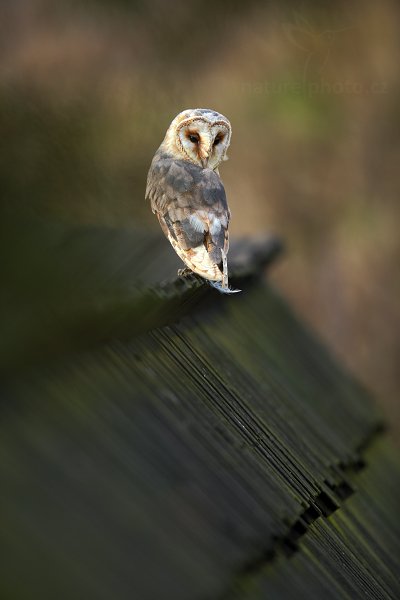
[146, 155, 230, 276]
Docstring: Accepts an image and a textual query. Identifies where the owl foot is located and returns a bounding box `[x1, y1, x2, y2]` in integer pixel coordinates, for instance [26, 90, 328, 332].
[177, 267, 193, 278]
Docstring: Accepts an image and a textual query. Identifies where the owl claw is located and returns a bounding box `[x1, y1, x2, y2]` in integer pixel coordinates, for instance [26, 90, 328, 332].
[178, 267, 241, 294]
[177, 267, 193, 277]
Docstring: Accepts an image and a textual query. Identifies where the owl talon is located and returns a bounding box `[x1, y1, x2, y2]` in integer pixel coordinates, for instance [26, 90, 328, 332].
[177, 267, 193, 278]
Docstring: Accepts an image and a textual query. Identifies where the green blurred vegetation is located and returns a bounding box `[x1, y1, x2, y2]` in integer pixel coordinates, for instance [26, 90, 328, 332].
[1, 0, 399, 429]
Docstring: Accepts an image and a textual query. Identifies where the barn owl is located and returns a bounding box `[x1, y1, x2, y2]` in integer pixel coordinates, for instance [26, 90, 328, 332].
[146, 108, 239, 293]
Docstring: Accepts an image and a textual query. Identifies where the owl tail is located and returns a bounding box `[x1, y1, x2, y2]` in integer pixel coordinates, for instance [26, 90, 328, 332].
[167, 234, 223, 282]
[183, 242, 225, 282]
[174, 240, 241, 294]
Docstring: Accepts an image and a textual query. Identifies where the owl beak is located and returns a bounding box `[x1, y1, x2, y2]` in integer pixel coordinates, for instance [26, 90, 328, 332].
[199, 148, 210, 169]
[198, 137, 212, 168]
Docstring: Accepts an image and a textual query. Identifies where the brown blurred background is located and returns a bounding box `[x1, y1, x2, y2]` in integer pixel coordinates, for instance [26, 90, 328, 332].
[1, 0, 399, 432]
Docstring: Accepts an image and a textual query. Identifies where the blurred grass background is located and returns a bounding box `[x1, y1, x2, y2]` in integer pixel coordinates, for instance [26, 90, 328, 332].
[1, 0, 399, 431]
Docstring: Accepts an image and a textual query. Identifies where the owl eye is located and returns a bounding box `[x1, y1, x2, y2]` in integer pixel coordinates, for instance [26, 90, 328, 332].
[188, 133, 199, 144]
[213, 135, 223, 146]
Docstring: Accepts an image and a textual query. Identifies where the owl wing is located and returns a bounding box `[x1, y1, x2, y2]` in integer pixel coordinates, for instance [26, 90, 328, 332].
[146, 153, 230, 282]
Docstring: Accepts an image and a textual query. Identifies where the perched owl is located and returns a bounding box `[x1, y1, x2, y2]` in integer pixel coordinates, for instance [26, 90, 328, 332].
[146, 108, 239, 293]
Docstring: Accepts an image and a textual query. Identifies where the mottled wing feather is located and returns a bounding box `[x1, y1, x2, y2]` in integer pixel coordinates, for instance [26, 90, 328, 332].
[146, 152, 230, 281]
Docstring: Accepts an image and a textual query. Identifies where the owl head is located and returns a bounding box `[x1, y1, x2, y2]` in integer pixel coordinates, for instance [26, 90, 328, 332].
[162, 108, 232, 170]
